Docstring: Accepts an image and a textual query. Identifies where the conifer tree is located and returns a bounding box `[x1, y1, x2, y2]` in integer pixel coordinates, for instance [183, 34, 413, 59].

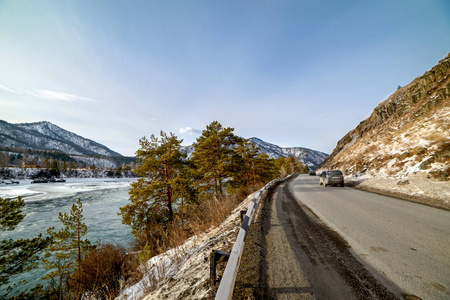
[42, 198, 91, 298]
[50, 160, 61, 177]
[0, 197, 51, 297]
[287, 156, 299, 173]
[235, 139, 260, 187]
[120, 131, 187, 235]
[192, 121, 240, 199]
[254, 153, 278, 183]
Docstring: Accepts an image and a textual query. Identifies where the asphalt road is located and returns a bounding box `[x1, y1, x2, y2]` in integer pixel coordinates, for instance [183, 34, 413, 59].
[234, 177, 398, 299]
[289, 174, 450, 300]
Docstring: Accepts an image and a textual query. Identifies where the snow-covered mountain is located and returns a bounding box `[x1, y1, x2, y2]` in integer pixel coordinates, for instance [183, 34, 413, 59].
[0, 120, 328, 170]
[248, 138, 328, 170]
[181, 138, 328, 170]
[0, 120, 121, 156]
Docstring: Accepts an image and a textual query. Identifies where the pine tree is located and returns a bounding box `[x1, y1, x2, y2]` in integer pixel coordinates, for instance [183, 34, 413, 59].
[191, 121, 240, 199]
[254, 153, 278, 183]
[235, 139, 259, 187]
[0, 197, 51, 298]
[120, 131, 187, 236]
[50, 160, 61, 177]
[42, 198, 91, 298]
[0, 197, 25, 231]
[287, 156, 302, 173]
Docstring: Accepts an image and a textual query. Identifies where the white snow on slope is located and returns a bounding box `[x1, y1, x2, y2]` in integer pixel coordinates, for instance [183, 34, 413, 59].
[328, 106, 450, 180]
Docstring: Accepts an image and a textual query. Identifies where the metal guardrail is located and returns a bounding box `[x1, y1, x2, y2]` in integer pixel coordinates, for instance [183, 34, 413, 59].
[214, 174, 294, 300]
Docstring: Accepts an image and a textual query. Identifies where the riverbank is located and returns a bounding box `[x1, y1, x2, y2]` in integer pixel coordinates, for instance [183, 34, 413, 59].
[0, 167, 135, 181]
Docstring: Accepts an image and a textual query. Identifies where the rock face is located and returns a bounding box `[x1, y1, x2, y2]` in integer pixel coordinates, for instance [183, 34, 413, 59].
[0, 120, 122, 156]
[318, 53, 450, 180]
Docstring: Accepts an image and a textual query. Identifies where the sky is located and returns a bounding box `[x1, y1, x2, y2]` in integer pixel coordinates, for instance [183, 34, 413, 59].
[0, 1, 449, 156]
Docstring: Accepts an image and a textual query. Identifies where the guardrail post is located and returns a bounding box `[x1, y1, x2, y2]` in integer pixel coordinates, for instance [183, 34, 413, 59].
[240, 210, 247, 224]
[210, 249, 230, 287]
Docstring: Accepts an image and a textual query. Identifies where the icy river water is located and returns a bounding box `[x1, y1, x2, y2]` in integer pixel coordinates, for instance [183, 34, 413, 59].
[0, 178, 136, 294]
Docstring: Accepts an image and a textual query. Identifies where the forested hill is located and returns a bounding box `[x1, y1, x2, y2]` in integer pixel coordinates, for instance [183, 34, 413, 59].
[0, 120, 121, 157]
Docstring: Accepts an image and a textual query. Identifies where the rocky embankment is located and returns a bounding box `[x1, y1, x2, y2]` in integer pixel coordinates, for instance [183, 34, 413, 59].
[318, 54, 450, 209]
[320, 54, 450, 171]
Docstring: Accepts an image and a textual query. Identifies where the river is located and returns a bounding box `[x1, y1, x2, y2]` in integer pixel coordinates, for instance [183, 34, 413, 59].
[0, 178, 136, 294]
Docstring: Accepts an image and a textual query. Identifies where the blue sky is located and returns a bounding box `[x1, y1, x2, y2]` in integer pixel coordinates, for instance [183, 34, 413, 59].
[1, 1, 449, 156]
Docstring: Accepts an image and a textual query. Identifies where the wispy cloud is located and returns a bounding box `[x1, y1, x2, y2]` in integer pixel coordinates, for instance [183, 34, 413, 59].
[0, 83, 99, 102]
[0, 84, 21, 94]
[28, 89, 99, 102]
[180, 127, 201, 135]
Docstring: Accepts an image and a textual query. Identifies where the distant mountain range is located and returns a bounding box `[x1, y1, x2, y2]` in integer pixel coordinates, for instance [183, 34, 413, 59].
[0, 120, 121, 157]
[181, 138, 328, 170]
[247, 138, 328, 170]
[0, 120, 328, 170]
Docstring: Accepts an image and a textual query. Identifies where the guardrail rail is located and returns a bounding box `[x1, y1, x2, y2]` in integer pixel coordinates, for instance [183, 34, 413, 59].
[215, 174, 294, 300]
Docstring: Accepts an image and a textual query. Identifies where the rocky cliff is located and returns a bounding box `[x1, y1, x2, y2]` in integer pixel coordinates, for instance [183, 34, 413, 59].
[318, 53, 450, 181]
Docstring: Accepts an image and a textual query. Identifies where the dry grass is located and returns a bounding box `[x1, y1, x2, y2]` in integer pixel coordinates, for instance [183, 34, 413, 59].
[72, 243, 140, 300]
[126, 184, 262, 295]
[409, 146, 428, 158]
[429, 167, 450, 181]
[133, 247, 188, 296]
[424, 131, 448, 145]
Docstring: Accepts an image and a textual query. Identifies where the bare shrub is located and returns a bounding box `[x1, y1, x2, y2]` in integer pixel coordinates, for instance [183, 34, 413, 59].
[73, 243, 140, 299]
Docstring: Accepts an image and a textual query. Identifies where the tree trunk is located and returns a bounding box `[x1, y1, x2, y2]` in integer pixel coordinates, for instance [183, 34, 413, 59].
[214, 176, 218, 198]
[165, 162, 173, 221]
[77, 223, 81, 270]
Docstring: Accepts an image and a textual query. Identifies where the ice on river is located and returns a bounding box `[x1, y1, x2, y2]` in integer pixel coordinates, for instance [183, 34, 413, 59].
[0, 178, 135, 202]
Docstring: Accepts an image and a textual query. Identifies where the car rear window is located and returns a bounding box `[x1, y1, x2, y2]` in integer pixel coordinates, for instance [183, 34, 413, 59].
[328, 170, 342, 175]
